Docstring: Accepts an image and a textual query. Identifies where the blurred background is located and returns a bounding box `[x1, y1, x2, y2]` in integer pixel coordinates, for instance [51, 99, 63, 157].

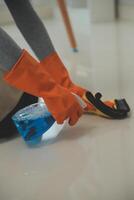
[1, 0, 134, 24]
[1, 0, 134, 108]
[0, 0, 134, 98]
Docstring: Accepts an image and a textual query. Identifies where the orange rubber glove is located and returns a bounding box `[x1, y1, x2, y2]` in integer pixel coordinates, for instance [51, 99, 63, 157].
[4, 50, 83, 126]
[40, 52, 114, 112]
[40, 52, 85, 96]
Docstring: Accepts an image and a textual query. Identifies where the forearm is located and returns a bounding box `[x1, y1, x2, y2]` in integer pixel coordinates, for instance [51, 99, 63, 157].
[4, 0, 55, 60]
[0, 27, 22, 71]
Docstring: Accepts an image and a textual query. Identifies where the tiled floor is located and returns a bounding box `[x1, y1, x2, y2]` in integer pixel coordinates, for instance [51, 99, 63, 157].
[0, 9, 134, 200]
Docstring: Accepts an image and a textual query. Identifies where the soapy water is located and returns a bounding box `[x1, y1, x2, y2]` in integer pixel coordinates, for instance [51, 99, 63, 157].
[12, 95, 86, 146]
[12, 103, 55, 145]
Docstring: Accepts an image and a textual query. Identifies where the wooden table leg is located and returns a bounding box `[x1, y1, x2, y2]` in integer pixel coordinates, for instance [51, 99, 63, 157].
[57, 0, 78, 51]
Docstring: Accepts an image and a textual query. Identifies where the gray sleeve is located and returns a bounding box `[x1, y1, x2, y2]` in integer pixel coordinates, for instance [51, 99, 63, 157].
[4, 0, 55, 60]
[0, 27, 22, 71]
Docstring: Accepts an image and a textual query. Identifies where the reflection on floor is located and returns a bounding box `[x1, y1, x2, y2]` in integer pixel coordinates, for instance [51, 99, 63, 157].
[0, 9, 134, 200]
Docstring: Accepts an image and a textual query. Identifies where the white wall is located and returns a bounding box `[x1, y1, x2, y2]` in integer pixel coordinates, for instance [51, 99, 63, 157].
[67, 0, 87, 8]
[31, 0, 54, 6]
[87, 0, 134, 22]
[120, 0, 134, 5]
[119, 0, 134, 20]
[87, 0, 115, 22]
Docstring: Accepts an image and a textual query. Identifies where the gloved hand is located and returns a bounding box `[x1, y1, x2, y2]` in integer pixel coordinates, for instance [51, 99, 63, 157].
[40, 52, 119, 114]
[40, 52, 85, 97]
[4, 50, 83, 125]
[40, 50, 130, 120]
